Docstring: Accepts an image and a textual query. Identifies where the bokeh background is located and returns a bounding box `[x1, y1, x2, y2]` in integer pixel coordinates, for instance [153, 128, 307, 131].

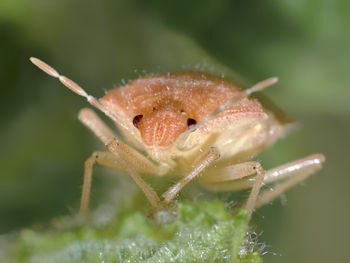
[0, 1, 349, 262]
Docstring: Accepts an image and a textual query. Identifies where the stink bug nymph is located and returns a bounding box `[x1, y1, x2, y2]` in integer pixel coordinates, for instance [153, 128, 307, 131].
[30, 57, 325, 220]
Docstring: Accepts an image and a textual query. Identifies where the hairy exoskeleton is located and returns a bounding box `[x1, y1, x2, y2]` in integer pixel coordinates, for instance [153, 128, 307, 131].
[30, 57, 325, 221]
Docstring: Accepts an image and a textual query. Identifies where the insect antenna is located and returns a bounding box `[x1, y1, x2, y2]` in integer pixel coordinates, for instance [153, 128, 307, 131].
[176, 77, 279, 149]
[30, 57, 133, 134]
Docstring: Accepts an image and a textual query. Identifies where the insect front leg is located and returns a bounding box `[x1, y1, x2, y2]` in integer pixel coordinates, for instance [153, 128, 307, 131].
[106, 140, 160, 207]
[80, 147, 161, 214]
[78, 108, 167, 211]
[160, 147, 220, 206]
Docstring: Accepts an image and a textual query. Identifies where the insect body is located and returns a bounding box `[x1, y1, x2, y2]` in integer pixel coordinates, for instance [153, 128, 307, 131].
[103, 73, 281, 166]
[30, 58, 325, 220]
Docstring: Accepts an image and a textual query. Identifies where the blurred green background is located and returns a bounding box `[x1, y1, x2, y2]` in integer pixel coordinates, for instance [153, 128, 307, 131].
[0, 0, 349, 262]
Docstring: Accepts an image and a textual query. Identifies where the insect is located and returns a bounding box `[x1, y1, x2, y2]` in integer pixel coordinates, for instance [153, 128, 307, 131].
[30, 57, 325, 220]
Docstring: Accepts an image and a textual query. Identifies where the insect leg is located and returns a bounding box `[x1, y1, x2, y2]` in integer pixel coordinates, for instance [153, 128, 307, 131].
[160, 147, 220, 206]
[79, 108, 162, 208]
[245, 163, 265, 221]
[201, 161, 265, 221]
[80, 151, 125, 214]
[107, 140, 160, 207]
[201, 154, 325, 211]
[252, 153, 325, 208]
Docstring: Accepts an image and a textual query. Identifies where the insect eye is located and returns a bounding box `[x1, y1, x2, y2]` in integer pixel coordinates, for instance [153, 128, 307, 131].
[132, 115, 143, 128]
[187, 118, 197, 129]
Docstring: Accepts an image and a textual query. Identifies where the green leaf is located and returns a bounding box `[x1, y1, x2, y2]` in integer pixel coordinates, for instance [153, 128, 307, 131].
[2, 200, 262, 263]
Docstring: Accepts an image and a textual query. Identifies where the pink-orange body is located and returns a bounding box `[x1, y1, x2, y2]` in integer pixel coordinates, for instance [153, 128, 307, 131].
[100, 73, 287, 178]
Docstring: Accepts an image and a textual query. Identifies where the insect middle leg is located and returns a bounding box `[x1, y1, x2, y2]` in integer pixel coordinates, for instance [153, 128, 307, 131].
[80, 151, 132, 213]
[200, 161, 266, 221]
[252, 153, 325, 208]
[200, 154, 325, 215]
